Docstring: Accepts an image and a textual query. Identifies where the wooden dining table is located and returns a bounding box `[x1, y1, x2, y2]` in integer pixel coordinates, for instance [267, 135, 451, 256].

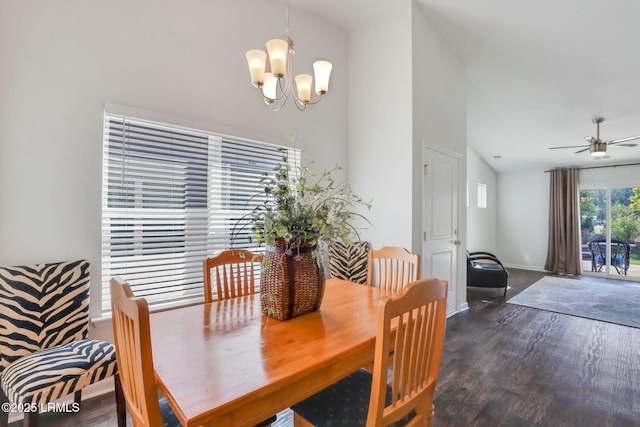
[149, 278, 394, 427]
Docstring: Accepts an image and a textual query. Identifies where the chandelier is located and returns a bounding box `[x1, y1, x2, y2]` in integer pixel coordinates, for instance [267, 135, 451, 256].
[245, 2, 333, 111]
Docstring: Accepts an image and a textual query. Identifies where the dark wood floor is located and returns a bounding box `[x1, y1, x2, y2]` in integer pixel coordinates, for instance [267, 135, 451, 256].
[436, 269, 640, 427]
[13, 269, 640, 426]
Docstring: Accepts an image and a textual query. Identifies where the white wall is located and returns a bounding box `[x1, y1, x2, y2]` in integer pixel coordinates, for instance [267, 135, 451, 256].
[0, 0, 348, 326]
[412, 4, 467, 311]
[346, 1, 414, 249]
[344, 2, 467, 309]
[467, 146, 497, 253]
[580, 165, 640, 188]
[497, 168, 550, 270]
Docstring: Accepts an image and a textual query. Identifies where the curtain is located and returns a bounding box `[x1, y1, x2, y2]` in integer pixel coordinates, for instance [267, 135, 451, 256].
[544, 168, 581, 275]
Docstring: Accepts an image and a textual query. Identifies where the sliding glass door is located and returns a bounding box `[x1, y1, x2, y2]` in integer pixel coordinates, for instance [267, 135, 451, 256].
[580, 187, 640, 280]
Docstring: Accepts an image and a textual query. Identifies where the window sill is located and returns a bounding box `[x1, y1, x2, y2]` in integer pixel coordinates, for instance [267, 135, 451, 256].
[92, 297, 205, 329]
[91, 315, 113, 329]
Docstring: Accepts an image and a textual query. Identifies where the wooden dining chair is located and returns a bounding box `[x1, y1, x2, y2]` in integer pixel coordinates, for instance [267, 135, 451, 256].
[111, 277, 276, 427]
[203, 250, 263, 303]
[367, 246, 421, 291]
[110, 277, 181, 427]
[291, 277, 448, 427]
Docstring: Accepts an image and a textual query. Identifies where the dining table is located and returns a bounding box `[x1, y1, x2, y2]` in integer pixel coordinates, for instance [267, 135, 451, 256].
[149, 278, 395, 427]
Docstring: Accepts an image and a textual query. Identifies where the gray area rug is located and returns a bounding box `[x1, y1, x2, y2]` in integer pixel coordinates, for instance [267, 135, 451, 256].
[507, 275, 640, 328]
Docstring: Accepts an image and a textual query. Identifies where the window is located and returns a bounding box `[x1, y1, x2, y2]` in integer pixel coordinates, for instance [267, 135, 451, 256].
[477, 183, 487, 208]
[101, 113, 300, 313]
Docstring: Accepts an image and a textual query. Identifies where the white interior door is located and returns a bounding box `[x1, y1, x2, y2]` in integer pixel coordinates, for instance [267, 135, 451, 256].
[423, 148, 459, 315]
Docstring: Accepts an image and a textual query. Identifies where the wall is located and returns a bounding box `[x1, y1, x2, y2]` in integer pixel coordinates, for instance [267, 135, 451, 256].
[580, 164, 640, 188]
[467, 146, 497, 253]
[497, 168, 549, 270]
[0, 0, 348, 324]
[411, 4, 468, 311]
[346, 1, 414, 249]
[497, 164, 640, 271]
[344, 1, 467, 310]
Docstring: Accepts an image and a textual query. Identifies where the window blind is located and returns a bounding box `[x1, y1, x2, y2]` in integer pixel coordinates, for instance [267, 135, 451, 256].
[101, 113, 300, 313]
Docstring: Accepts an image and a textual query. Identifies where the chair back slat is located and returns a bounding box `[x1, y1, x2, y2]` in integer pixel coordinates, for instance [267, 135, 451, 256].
[369, 278, 447, 427]
[203, 250, 263, 303]
[0, 260, 90, 371]
[367, 246, 420, 292]
[110, 277, 166, 427]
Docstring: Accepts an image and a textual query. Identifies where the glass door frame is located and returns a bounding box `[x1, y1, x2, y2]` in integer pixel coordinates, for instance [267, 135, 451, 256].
[580, 185, 640, 282]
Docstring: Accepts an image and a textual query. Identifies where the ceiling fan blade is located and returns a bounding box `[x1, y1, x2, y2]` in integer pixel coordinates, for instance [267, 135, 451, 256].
[584, 136, 596, 143]
[608, 143, 638, 148]
[549, 144, 590, 150]
[607, 135, 640, 145]
[575, 147, 591, 154]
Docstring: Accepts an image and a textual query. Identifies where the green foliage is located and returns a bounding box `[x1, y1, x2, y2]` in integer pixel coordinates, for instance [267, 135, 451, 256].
[264, 292, 275, 325]
[630, 187, 640, 215]
[580, 193, 598, 217]
[232, 145, 372, 251]
[581, 216, 594, 234]
[581, 189, 605, 221]
[611, 188, 634, 207]
[611, 204, 640, 243]
[580, 193, 597, 235]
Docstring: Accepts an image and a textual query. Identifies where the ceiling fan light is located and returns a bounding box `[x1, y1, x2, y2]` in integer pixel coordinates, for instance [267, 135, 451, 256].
[590, 140, 607, 157]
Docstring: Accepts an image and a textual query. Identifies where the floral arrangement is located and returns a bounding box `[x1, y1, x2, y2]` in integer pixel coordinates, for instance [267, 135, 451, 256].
[233, 144, 371, 256]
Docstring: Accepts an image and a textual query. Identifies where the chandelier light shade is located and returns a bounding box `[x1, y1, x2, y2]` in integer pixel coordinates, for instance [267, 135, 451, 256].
[313, 60, 332, 95]
[246, 50, 267, 87]
[263, 73, 278, 101]
[295, 74, 312, 102]
[245, 2, 332, 111]
[266, 39, 288, 77]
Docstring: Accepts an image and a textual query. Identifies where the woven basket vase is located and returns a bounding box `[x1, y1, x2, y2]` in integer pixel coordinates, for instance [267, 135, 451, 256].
[261, 241, 326, 320]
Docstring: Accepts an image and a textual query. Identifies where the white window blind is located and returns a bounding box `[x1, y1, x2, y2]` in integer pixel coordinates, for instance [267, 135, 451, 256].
[101, 113, 300, 313]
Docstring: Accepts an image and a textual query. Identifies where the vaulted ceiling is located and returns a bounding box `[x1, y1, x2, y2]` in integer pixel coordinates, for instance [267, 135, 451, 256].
[289, 0, 640, 173]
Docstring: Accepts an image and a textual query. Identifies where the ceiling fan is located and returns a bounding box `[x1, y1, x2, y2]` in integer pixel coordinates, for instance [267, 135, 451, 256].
[549, 117, 640, 157]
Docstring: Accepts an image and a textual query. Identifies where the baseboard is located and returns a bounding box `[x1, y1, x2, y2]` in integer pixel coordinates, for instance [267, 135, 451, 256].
[446, 302, 469, 319]
[7, 377, 115, 424]
[503, 263, 549, 272]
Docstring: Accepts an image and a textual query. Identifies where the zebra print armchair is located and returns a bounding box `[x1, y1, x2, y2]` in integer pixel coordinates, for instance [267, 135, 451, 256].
[328, 241, 371, 285]
[0, 260, 125, 427]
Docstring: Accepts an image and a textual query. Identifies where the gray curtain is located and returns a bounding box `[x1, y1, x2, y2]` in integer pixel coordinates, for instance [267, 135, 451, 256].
[545, 168, 581, 275]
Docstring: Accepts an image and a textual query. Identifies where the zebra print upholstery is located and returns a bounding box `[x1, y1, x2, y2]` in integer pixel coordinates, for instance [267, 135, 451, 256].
[0, 260, 123, 426]
[1, 339, 117, 405]
[328, 241, 371, 285]
[0, 261, 91, 370]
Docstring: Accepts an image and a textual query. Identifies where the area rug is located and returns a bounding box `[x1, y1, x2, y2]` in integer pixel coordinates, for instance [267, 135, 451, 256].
[507, 276, 640, 328]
